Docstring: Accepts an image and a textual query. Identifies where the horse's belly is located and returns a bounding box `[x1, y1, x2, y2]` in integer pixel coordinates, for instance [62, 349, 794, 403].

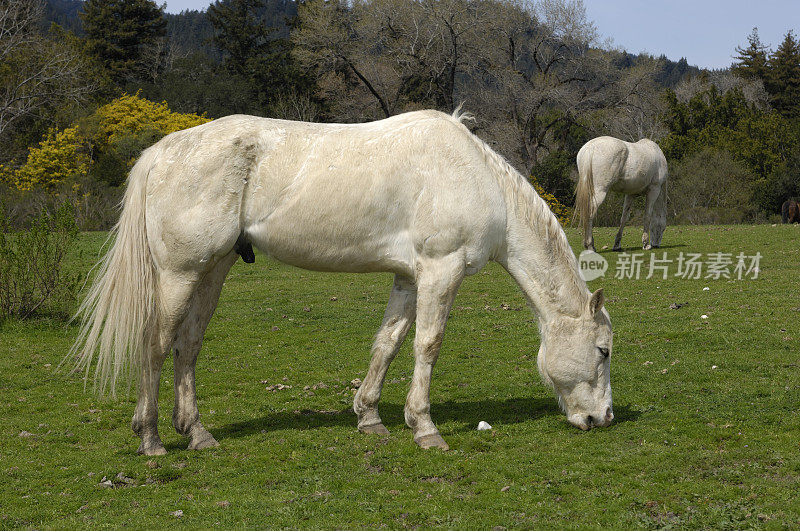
[246, 210, 416, 276]
[610, 171, 653, 194]
[610, 178, 648, 194]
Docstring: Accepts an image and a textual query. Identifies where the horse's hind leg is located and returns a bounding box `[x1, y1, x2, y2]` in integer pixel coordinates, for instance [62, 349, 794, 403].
[613, 195, 633, 251]
[132, 268, 202, 456]
[354, 275, 417, 435]
[582, 215, 596, 251]
[405, 254, 465, 450]
[641, 185, 662, 250]
[172, 252, 238, 450]
[132, 342, 169, 456]
[582, 189, 607, 252]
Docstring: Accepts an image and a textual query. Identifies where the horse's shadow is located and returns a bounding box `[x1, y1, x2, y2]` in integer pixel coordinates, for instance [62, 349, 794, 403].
[598, 243, 685, 254]
[210, 397, 642, 442]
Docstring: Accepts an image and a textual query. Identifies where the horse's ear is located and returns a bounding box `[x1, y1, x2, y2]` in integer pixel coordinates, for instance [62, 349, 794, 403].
[588, 288, 605, 316]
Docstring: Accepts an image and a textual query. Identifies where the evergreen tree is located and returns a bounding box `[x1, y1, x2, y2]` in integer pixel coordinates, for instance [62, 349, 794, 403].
[206, 0, 313, 115]
[207, 0, 275, 77]
[165, 10, 219, 60]
[765, 31, 800, 117]
[731, 27, 769, 80]
[660, 83, 796, 190]
[81, 0, 167, 86]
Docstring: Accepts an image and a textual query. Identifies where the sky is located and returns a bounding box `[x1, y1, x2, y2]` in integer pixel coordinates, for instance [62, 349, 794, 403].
[162, 0, 800, 70]
[584, 0, 800, 70]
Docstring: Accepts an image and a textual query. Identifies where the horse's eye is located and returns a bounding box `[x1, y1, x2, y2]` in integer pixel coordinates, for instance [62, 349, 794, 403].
[598, 347, 610, 358]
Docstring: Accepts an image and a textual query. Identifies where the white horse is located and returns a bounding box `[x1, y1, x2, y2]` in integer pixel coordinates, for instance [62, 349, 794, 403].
[69, 110, 614, 456]
[575, 136, 668, 251]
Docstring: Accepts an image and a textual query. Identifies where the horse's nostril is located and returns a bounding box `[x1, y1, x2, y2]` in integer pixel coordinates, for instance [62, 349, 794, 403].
[586, 415, 595, 428]
[605, 407, 614, 422]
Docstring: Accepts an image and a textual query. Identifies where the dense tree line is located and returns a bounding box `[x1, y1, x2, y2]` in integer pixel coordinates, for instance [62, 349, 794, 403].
[659, 28, 800, 222]
[2, 0, 799, 228]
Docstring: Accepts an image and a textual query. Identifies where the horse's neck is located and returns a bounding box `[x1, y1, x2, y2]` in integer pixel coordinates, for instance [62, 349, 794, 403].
[462, 127, 588, 321]
[501, 199, 588, 322]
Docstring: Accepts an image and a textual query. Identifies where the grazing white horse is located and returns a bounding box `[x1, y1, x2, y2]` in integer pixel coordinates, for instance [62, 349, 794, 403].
[70, 110, 614, 456]
[575, 136, 668, 251]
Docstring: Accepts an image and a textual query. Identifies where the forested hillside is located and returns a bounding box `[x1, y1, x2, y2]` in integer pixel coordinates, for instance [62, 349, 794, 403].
[2, 0, 798, 229]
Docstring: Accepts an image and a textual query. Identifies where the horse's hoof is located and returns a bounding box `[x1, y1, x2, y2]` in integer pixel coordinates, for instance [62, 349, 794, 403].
[643, 244, 652, 251]
[189, 437, 219, 450]
[414, 433, 449, 450]
[137, 443, 167, 456]
[612, 247, 622, 252]
[359, 422, 390, 435]
[188, 429, 220, 450]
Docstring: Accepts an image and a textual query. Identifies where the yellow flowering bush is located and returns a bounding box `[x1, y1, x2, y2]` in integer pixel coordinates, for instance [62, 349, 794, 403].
[89, 92, 210, 149]
[530, 176, 573, 226]
[10, 127, 88, 191]
[5, 93, 210, 191]
[0, 164, 12, 184]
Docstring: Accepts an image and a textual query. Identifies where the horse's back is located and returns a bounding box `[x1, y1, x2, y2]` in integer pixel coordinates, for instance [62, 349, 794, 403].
[625, 138, 668, 184]
[243, 111, 505, 276]
[577, 136, 629, 186]
[141, 112, 506, 277]
[578, 136, 665, 194]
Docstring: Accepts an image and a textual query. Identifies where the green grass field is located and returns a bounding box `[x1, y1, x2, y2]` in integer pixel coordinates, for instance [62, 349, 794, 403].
[1, 225, 799, 527]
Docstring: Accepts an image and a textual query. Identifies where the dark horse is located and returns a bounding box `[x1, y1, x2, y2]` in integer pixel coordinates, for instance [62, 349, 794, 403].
[782, 199, 800, 224]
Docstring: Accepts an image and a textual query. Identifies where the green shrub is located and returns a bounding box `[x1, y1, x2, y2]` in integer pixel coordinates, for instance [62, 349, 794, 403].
[532, 150, 577, 207]
[752, 144, 800, 216]
[0, 179, 120, 232]
[529, 176, 573, 226]
[0, 202, 80, 320]
[668, 148, 759, 224]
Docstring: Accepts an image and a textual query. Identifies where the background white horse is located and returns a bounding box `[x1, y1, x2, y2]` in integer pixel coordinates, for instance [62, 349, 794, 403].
[69, 110, 614, 456]
[575, 136, 668, 251]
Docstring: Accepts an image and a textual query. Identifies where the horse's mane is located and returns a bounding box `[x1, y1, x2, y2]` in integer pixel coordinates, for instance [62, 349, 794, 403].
[450, 109, 589, 313]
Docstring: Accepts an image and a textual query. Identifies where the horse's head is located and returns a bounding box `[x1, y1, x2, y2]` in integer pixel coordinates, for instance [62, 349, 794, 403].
[537, 289, 613, 430]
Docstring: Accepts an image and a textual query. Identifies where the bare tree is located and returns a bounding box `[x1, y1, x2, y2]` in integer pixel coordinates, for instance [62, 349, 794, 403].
[292, 0, 661, 174]
[270, 88, 320, 122]
[377, 0, 488, 110]
[0, 0, 41, 62]
[138, 34, 189, 84]
[0, 0, 95, 140]
[674, 71, 770, 109]
[591, 58, 666, 142]
[293, 0, 394, 120]
[293, 0, 489, 121]
[471, 0, 661, 173]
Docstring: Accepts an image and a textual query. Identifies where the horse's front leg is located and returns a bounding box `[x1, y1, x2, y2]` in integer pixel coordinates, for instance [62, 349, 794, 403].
[405, 254, 465, 450]
[172, 253, 236, 450]
[354, 275, 417, 435]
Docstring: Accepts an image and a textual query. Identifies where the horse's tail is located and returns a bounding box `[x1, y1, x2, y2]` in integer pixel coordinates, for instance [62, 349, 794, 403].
[574, 151, 596, 233]
[782, 200, 789, 224]
[65, 147, 159, 396]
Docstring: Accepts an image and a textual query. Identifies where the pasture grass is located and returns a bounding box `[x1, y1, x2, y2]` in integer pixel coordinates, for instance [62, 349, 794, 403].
[1, 225, 799, 527]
